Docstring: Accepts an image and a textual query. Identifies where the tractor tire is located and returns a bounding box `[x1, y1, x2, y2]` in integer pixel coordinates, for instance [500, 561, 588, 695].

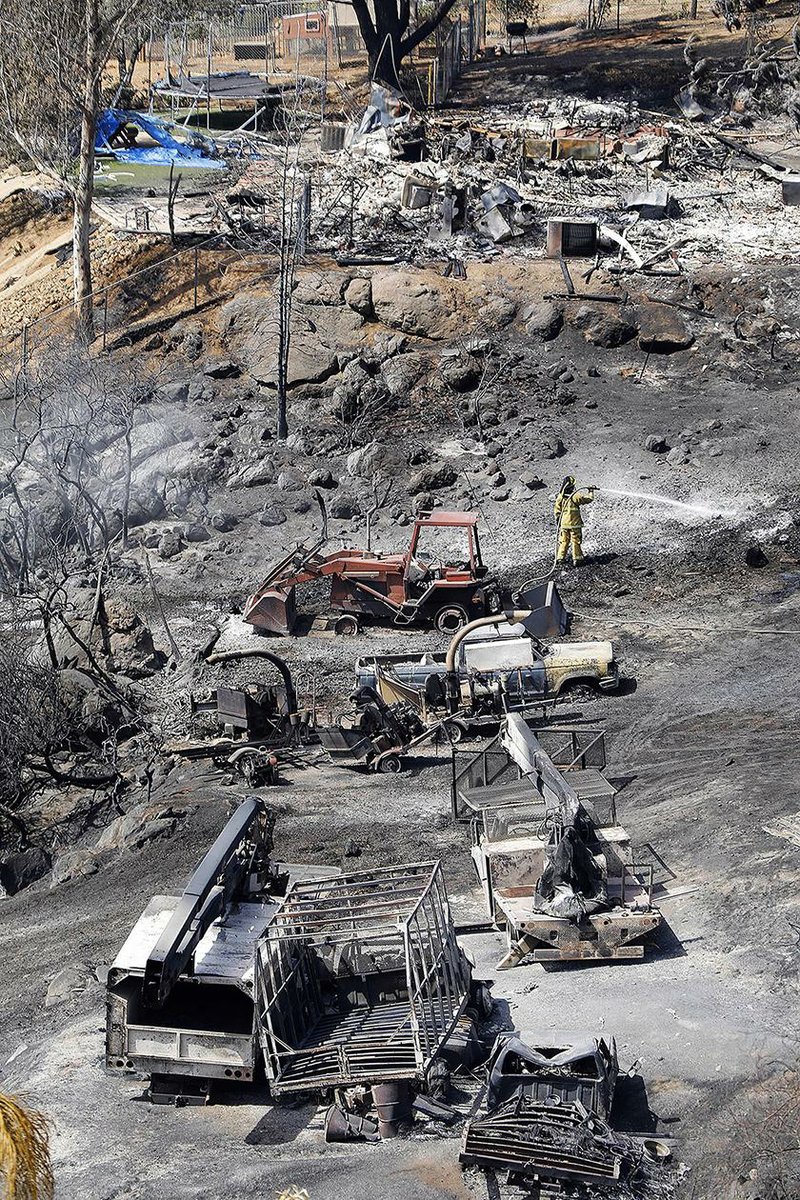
[334, 614, 361, 637]
[434, 605, 469, 634]
[377, 753, 402, 774]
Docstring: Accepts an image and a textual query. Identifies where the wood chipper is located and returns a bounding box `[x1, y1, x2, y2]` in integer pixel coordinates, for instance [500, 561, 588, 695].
[243, 508, 503, 636]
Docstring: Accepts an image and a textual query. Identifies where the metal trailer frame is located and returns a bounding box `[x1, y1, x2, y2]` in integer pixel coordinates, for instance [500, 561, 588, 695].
[460, 1096, 624, 1186]
[255, 861, 471, 1094]
[450, 723, 609, 821]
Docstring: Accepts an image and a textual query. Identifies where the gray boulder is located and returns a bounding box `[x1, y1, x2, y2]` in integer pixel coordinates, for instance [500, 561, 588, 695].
[524, 301, 564, 341]
[260, 505, 287, 526]
[157, 530, 184, 559]
[309, 468, 338, 488]
[573, 305, 637, 348]
[293, 271, 350, 306]
[345, 276, 373, 316]
[644, 435, 669, 453]
[229, 461, 275, 489]
[408, 463, 458, 494]
[0, 847, 51, 895]
[329, 494, 361, 520]
[96, 802, 190, 853]
[637, 303, 694, 353]
[185, 523, 211, 543]
[45, 963, 96, 1008]
[209, 511, 237, 532]
[371, 271, 459, 339]
[203, 358, 241, 379]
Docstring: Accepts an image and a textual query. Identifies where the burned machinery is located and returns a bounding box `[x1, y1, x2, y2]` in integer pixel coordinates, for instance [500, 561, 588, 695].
[106, 798, 287, 1103]
[355, 598, 618, 735]
[243, 507, 502, 636]
[453, 714, 662, 965]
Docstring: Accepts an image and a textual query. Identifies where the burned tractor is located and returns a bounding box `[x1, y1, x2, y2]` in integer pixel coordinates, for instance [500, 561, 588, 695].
[243, 508, 501, 637]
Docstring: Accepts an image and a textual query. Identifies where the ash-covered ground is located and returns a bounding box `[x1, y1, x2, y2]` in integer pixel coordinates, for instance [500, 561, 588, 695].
[2, 16, 800, 1200]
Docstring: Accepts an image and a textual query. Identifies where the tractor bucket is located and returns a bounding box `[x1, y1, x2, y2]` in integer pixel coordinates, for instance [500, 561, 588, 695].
[516, 581, 570, 638]
[243, 585, 297, 635]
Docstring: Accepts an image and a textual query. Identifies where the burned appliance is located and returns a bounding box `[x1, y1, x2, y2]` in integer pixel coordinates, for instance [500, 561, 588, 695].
[547, 218, 599, 258]
[255, 862, 472, 1095]
[106, 798, 287, 1103]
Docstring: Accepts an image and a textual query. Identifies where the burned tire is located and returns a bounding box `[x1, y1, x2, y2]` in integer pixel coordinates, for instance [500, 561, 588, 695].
[445, 720, 468, 745]
[334, 614, 361, 637]
[434, 605, 469, 634]
[377, 753, 402, 774]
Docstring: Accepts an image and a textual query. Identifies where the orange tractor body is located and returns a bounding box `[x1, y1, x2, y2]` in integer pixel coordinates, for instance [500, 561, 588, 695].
[243, 511, 501, 636]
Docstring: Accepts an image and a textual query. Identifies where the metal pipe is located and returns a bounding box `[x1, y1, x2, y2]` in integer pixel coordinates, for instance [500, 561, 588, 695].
[445, 610, 533, 673]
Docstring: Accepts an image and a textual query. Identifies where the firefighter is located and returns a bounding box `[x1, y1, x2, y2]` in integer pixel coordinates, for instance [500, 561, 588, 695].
[555, 476, 597, 566]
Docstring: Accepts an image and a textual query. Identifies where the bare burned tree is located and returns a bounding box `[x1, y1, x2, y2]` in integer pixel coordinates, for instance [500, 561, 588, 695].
[0, 0, 159, 338]
[0, 620, 64, 845]
[229, 80, 312, 441]
[0, 336, 158, 592]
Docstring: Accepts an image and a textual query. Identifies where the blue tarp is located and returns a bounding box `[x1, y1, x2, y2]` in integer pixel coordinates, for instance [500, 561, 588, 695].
[95, 109, 226, 170]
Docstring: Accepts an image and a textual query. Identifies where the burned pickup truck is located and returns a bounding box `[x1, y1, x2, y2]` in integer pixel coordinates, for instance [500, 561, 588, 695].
[356, 620, 619, 727]
[460, 1031, 670, 1191]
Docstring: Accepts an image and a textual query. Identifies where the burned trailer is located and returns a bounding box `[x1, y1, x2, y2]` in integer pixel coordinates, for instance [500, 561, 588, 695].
[255, 862, 472, 1095]
[455, 715, 661, 967]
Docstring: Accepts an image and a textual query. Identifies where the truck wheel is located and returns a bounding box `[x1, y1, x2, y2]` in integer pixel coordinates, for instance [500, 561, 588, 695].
[434, 605, 469, 634]
[334, 614, 360, 636]
[378, 753, 402, 774]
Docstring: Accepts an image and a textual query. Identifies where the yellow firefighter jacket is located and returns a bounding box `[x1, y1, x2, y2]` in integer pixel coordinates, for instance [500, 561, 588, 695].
[554, 488, 595, 530]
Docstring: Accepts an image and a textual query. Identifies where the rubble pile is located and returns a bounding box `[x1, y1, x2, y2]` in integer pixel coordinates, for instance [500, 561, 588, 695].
[304, 86, 800, 274]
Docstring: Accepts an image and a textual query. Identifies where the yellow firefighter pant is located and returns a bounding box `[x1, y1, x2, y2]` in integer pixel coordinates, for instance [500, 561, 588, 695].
[557, 527, 584, 564]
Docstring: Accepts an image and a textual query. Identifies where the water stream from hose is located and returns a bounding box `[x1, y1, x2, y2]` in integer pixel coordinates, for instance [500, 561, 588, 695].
[600, 487, 739, 520]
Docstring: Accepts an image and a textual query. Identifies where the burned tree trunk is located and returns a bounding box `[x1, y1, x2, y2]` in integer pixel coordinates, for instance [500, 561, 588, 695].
[74, 0, 101, 341]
